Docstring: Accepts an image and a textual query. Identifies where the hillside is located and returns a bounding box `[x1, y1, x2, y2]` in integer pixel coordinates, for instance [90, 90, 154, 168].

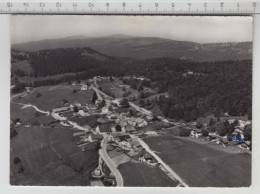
[11, 45, 252, 121]
[12, 35, 252, 62]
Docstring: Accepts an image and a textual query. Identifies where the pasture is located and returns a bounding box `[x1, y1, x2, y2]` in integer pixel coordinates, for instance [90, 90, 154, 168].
[144, 135, 251, 187]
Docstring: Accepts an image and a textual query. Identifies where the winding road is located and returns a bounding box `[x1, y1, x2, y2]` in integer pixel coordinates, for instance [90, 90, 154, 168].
[22, 104, 50, 115]
[93, 82, 188, 187]
[12, 81, 184, 187]
[13, 91, 122, 185]
[99, 134, 124, 186]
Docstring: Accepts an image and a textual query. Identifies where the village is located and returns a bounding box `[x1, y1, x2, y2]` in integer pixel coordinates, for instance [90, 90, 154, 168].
[54, 76, 251, 185]
[46, 77, 168, 186]
[10, 75, 252, 187]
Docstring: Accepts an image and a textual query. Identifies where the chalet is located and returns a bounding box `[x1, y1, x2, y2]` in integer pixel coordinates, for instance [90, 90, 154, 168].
[139, 152, 158, 166]
[144, 131, 158, 136]
[119, 98, 130, 108]
[124, 125, 135, 132]
[91, 134, 103, 141]
[119, 84, 130, 89]
[227, 132, 244, 144]
[103, 176, 116, 186]
[101, 106, 109, 114]
[25, 87, 31, 93]
[80, 85, 88, 91]
[97, 117, 112, 124]
[117, 134, 131, 142]
[91, 167, 104, 179]
[118, 140, 132, 150]
[74, 103, 82, 107]
[97, 123, 114, 133]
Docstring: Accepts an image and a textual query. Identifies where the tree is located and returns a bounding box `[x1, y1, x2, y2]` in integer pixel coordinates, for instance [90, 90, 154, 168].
[62, 99, 69, 105]
[201, 129, 209, 137]
[139, 99, 145, 106]
[139, 91, 145, 98]
[120, 98, 129, 108]
[231, 120, 239, 128]
[208, 118, 216, 127]
[215, 121, 228, 136]
[18, 165, 24, 174]
[108, 105, 113, 112]
[115, 125, 122, 132]
[13, 157, 21, 164]
[13, 118, 21, 124]
[224, 120, 234, 135]
[11, 81, 25, 94]
[98, 100, 106, 109]
[10, 128, 18, 138]
[91, 91, 98, 104]
[73, 106, 79, 113]
[35, 92, 42, 98]
[128, 109, 134, 116]
[196, 120, 203, 129]
[179, 127, 191, 137]
[244, 124, 252, 141]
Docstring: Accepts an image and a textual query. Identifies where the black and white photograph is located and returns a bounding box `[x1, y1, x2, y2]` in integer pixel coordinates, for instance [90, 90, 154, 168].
[10, 15, 252, 187]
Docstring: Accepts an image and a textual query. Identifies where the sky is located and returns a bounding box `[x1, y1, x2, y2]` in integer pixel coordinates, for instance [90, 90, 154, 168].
[11, 15, 253, 44]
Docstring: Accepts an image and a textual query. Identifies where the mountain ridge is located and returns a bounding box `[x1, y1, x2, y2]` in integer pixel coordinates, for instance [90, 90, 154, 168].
[12, 35, 252, 62]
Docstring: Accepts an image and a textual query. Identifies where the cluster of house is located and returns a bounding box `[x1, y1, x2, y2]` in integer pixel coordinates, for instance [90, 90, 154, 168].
[138, 152, 158, 167]
[74, 130, 102, 152]
[68, 76, 161, 167]
[116, 115, 148, 129]
[189, 117, 251, 151]
[109, 134, 158, 167]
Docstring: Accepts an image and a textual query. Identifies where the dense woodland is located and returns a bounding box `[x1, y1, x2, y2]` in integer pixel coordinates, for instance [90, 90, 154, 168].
[142, 58, 252, 121]
[11, 48, 252, 121]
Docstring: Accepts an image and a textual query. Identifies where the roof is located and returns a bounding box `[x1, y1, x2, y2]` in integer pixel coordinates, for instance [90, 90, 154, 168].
[91, 134, 103, 140]
[125, 125, 135, 132]
[117, 134, 131, 141]
[99, 123, 114, 132]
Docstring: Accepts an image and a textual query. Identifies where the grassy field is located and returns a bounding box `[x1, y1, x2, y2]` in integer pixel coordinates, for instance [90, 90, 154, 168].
[10, 87, 99, 185]
[118, 162, 177, 186]
[98, 79, 139, 99]
[99, 79, 125, 98]
[18, 72, 87, 84]
[11, 103, 57, 126]
[11, 103, 36, 122]
[70, 115, 100, 128]
[144, 135, 251, 187]
[14, 84, 94, 110]
[10, 125, 98, 185]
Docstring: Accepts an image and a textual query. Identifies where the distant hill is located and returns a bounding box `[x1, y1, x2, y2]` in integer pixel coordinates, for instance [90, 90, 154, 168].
[12, 35, 252, 62]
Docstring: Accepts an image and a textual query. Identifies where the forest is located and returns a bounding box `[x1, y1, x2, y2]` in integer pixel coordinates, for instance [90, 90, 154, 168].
[11, 48, 252, 121]
[142, 58, 252, 121]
